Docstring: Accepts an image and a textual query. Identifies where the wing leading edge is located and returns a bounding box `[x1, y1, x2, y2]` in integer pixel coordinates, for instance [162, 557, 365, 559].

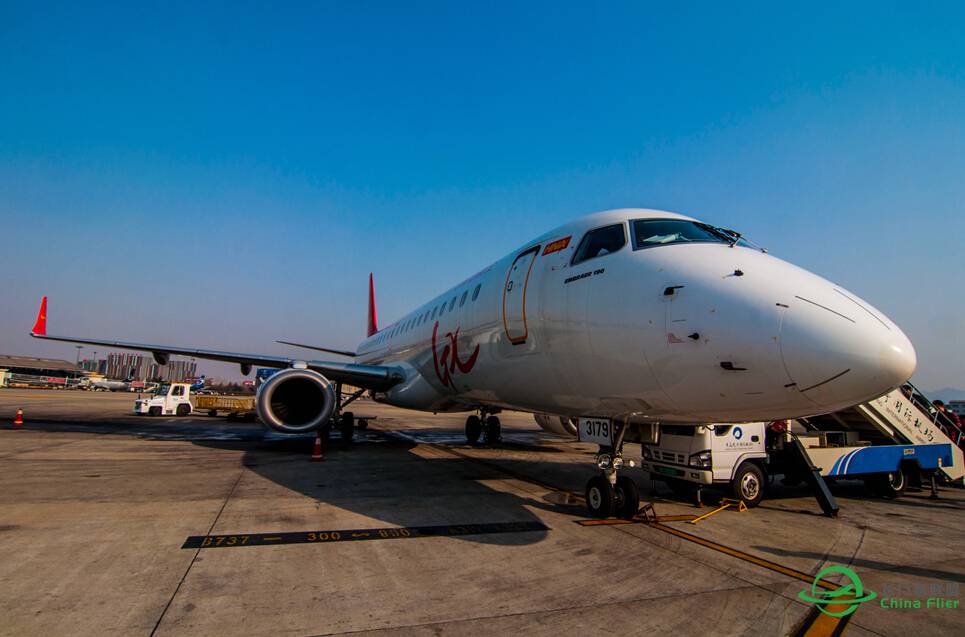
[29, 297, 403, 392]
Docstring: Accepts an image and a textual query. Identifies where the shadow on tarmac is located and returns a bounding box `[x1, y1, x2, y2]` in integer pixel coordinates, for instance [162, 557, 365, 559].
[15, 417, 585, 545]
[751, 544, 965, 584]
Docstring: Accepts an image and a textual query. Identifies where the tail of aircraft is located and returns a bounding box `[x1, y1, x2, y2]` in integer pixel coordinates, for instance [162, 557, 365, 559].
[367, 273, 379, 337]
[32, 296, 47, 335]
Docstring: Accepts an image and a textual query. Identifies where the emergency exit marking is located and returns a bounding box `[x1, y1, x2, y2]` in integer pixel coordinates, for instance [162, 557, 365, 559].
[182, 521, 548, 549]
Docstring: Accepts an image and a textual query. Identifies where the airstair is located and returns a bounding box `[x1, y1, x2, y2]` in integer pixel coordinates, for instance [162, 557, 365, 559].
[802, 383, 964, 482]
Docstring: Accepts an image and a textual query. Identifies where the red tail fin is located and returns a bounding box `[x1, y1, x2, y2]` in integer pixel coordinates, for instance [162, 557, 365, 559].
[367, 273, 379, 337]
[32, 296, 48, 335]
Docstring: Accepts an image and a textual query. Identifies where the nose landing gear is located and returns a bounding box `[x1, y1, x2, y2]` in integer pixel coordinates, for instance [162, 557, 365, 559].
[585, 417, 640, 519]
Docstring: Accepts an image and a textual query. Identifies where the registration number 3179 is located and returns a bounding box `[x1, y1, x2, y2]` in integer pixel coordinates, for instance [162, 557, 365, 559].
[578, 418, 614, 445]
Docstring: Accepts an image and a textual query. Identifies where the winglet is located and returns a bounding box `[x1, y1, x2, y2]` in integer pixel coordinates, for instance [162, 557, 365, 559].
[367, 273, 379, 337]
[32, 296, 48, 336]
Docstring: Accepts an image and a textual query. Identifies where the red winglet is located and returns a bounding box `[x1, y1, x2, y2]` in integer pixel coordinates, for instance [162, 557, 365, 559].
[32, 296, 48, 335]
[367, 273, 379, 337]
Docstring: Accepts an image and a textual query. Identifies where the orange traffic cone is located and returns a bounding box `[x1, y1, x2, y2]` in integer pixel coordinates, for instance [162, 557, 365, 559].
[311, 432, 324, 462]
[13, 409, 24, 428]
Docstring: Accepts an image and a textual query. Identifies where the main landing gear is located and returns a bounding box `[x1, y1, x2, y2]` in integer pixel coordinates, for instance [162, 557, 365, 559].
[585, 418, 640, 519]
[323, 383, 368, 444]
[465, 410, 502, 445]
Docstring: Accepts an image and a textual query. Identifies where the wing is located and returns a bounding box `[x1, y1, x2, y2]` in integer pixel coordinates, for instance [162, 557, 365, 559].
[29, 297, 402, 392]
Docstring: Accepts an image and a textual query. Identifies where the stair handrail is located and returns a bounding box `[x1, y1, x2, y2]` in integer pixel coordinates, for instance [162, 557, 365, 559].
[901, 381, 965, 447]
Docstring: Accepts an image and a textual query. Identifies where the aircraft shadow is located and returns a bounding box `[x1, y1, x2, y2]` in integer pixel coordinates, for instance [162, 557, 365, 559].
[191, 431, 590, 546]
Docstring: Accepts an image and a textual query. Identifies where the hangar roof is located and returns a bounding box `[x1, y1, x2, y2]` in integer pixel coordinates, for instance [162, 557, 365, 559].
[0, 355, 82, 372]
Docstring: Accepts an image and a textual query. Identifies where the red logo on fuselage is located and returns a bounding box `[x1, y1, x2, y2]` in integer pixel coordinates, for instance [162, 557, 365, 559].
[431, 321, 480, 389]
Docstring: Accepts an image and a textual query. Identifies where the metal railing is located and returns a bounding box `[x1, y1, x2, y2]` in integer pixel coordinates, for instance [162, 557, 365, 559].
[902, 381, 965, 448]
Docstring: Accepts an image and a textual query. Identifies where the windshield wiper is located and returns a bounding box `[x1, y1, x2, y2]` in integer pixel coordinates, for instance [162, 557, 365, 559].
[695, 222, 735, 244]
[719, 227, 742, 247]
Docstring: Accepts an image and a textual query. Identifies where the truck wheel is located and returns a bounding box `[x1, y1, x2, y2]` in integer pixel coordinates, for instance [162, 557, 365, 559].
[340, 412, 354, 443]
[871, 467, 907, 498]
[207, 410, 218, 417]
[732, 462, 765, 507]
[175, 404, 190, 417]
[614, 475, 640, 519]
[357, 418, 369, 430]
[585, 475, 615, 519]
[148, 406, 161, 417]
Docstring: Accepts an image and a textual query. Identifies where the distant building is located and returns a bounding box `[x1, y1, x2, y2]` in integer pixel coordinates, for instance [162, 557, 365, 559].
[102, 352, 197, 382]
[0, 355, 86, 388]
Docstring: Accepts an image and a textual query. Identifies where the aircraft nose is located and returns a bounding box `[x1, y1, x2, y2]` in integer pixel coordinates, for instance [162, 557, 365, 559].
[780, 288, 916, 411]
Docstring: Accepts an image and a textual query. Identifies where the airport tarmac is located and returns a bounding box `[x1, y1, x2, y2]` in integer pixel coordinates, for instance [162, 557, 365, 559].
[1, 389, 963, 636]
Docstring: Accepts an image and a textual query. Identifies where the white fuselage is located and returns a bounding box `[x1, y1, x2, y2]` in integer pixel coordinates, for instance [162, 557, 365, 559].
[354, 209, 916, 423]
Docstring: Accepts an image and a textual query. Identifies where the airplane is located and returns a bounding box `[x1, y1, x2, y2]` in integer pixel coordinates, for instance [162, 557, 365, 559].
[88, 378, 130, 392]
[29, 208, 916, 518]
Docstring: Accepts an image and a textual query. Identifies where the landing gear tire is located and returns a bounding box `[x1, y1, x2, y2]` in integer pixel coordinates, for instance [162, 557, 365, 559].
[869, 467, 906, 498]
[175, 404, 190, 417]
[585, 475, 615, 519]
[148, 406, 161, 417]
[339, 412, 354, 443]
[614, 475, 640, 519]
[483, 415, 502, 444]
[732, 462, 765, 508]
[465, 415, 482, 444]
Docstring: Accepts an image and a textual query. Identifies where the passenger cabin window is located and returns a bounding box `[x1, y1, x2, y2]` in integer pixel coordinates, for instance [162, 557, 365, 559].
[459, 291, 468, 307]
[571, 223, 627, 265]
[472, 284, 481, 301]
[448, 297, 456, 311]
[632, 219, 750, 250]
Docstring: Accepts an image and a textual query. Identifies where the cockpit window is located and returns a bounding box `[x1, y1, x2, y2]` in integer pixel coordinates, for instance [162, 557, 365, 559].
[571, 223, 627, 265]
[632, 219, 750, 250]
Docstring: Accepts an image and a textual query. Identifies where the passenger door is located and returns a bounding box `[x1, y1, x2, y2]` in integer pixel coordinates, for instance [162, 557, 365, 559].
[503, 246, 541, 345]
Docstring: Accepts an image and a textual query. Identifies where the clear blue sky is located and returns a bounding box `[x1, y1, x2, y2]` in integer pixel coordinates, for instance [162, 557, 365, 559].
[2, 2, 963, 390]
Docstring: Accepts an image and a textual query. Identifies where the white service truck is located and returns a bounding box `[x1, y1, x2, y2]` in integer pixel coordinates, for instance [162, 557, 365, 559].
[640, 422, 955, 507]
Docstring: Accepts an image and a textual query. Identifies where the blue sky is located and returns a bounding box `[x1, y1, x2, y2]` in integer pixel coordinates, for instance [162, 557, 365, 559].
[2, 2, 963, 390]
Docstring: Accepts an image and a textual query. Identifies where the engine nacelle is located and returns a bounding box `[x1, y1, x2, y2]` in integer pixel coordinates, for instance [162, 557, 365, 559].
[533, 413, 579, 438]
[256, 368, 337, 434]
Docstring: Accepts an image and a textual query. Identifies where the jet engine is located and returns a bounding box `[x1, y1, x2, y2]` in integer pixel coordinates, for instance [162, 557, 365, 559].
[255, 368, 337, 434]
[533, 413, 579, 438]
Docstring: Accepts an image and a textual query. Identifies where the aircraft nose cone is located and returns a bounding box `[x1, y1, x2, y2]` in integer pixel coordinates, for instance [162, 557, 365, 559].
[780, 289, 916, 411]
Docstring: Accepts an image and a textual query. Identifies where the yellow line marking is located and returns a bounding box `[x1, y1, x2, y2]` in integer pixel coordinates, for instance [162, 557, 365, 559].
[648, 522, 838, 590]
[796, 595, 857, 637]
[575, 514, 698, 526]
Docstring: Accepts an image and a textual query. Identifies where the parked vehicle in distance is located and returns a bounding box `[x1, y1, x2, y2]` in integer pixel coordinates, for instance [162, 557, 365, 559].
[134, 382, 254, 418]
